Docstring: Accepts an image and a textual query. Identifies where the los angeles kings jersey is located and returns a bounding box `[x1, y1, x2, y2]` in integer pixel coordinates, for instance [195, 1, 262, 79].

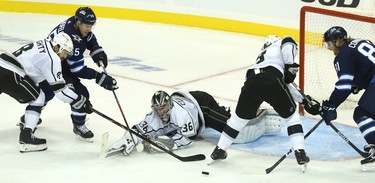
[133, 91, 203, 149]
[250, 36, 298, 75]
[0, 39, 78, 103]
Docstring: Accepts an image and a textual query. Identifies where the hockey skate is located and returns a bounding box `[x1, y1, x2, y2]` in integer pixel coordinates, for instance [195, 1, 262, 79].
[17, 115, 42, 132]
[294, 149, 310, 173]
[19, 127, 47, 153]
[361, 144, 375, 171]
[73, 124, 94, 143]
[208, 146, 227, 165]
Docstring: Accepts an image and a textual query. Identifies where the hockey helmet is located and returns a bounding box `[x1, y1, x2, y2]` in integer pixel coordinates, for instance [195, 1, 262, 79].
[262, 35, 281, 50]
[323, 26, 347, 42]
[51, 32, 73, 54]
[151, 90, 173, 124]
[75, 7, 96, 25]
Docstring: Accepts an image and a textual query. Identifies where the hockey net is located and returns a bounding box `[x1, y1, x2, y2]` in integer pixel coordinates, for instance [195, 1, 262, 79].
[299, 6, 375, 112]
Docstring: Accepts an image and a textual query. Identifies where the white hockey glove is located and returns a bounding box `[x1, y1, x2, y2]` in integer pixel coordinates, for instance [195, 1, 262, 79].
[104, 131, 138, 157]
[144, 136, 176, 154]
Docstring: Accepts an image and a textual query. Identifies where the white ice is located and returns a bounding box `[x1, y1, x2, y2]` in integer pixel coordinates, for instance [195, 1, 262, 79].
[0, 12, 373, 183]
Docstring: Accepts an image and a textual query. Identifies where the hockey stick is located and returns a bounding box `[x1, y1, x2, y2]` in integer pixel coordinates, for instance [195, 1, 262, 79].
[265, 82, 321, 174]
[326, 119, 367, 158]
[92, 108, 206, 162]
[99, 61, 136, 146]
[265, 118, 324, 174]
[293, 82, 367, 157]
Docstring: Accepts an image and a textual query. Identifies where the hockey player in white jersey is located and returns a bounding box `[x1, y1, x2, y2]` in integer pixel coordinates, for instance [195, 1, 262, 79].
[104, 89, 294, 157]
[209, 35, 320, 170]
[0, 32, 93, 152]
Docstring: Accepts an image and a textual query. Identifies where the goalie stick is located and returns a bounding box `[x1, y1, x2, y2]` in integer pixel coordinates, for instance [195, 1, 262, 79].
[92, 108, 206, 162]
[265, 118, 324, 174]
[99, 61, 137, 147]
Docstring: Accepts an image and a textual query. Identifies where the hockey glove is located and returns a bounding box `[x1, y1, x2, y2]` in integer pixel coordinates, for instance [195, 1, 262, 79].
[90, 47, 108, 68]
[144, 136, 175, 154]
[71, 95, 93, 114]
[301, 95, 321, 115]
[284, 63, 299, 83]
[96, 72, 119, 91]
[321, 100, 337, 125]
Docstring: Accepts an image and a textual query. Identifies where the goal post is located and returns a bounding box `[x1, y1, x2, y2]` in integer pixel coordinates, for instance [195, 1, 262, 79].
[299, 6, 375, 114]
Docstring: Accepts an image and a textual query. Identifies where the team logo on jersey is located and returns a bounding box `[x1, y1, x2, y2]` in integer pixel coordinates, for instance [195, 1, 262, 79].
[57, 71, 62, 79]
[72, 34, 82, 43]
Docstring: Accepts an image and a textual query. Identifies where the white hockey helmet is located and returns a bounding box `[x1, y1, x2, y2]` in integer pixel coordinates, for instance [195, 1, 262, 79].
[51, 32, 74, 55]
[262, 35, 281, 50]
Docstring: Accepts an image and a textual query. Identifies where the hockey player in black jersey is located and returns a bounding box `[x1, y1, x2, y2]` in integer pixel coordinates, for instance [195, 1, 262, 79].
[22, 7, 118, 142]
[209, 35, 320, 171]
[321, 26, 375, 166]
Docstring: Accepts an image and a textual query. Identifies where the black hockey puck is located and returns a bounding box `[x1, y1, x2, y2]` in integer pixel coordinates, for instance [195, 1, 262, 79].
[201, 171, 209, 175]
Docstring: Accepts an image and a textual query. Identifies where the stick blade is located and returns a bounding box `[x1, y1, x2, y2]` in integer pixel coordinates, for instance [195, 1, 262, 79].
[178, 154, 206, 162]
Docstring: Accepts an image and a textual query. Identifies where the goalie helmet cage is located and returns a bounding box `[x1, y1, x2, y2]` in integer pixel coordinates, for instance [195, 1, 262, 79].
[299, 6, 375, 114]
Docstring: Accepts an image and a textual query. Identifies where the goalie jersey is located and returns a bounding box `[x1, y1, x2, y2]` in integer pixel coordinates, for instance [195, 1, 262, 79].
[328, 39, 375, 107]
[132, 90, 205, 149]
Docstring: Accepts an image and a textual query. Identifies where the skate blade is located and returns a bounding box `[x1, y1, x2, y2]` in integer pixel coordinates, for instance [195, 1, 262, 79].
[207, 159, 224, 166]
[301, 164, 307, 173]
[75, 135, 94, 143]
[20, 144, 47, 153]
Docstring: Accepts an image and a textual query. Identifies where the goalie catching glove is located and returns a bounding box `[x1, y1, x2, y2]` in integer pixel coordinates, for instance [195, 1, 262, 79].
[143, 136, 176, 154]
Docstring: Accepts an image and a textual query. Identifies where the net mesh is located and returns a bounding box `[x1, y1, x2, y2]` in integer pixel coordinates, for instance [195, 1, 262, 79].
[300, 6, 375, 109]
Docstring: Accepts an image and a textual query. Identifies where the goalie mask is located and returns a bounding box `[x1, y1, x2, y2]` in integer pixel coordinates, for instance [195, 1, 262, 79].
[151, 90, 173, 124]
[262, 35, 281, 50]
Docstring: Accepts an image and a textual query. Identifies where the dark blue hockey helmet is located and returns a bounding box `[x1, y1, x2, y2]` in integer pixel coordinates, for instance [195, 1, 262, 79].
[323, 26, 347, 42]
[75, 7, 96, 25]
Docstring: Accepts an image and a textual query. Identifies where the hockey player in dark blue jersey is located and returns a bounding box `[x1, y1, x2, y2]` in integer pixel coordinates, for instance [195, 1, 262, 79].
[21, 7, 118, 142]
[321, 26, 375, 166]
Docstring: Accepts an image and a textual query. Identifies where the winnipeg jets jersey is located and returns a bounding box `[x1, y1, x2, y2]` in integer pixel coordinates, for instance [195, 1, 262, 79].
[133, 91, 203, 149]
[0, 39, 78, 104]
[329, 39, 375, 107]
[48, 16, 100, 79]
[250, 36, 298, 75]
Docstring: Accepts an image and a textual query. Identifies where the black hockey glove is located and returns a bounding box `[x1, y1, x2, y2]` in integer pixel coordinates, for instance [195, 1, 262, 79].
[301, 95, 321, 115]
[96, 72, 119, 91]
[90, 47, 108, 68]
[321, 100, 337, 125]
[284, 63, 299, 83]
[71, 95, 93, 114]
